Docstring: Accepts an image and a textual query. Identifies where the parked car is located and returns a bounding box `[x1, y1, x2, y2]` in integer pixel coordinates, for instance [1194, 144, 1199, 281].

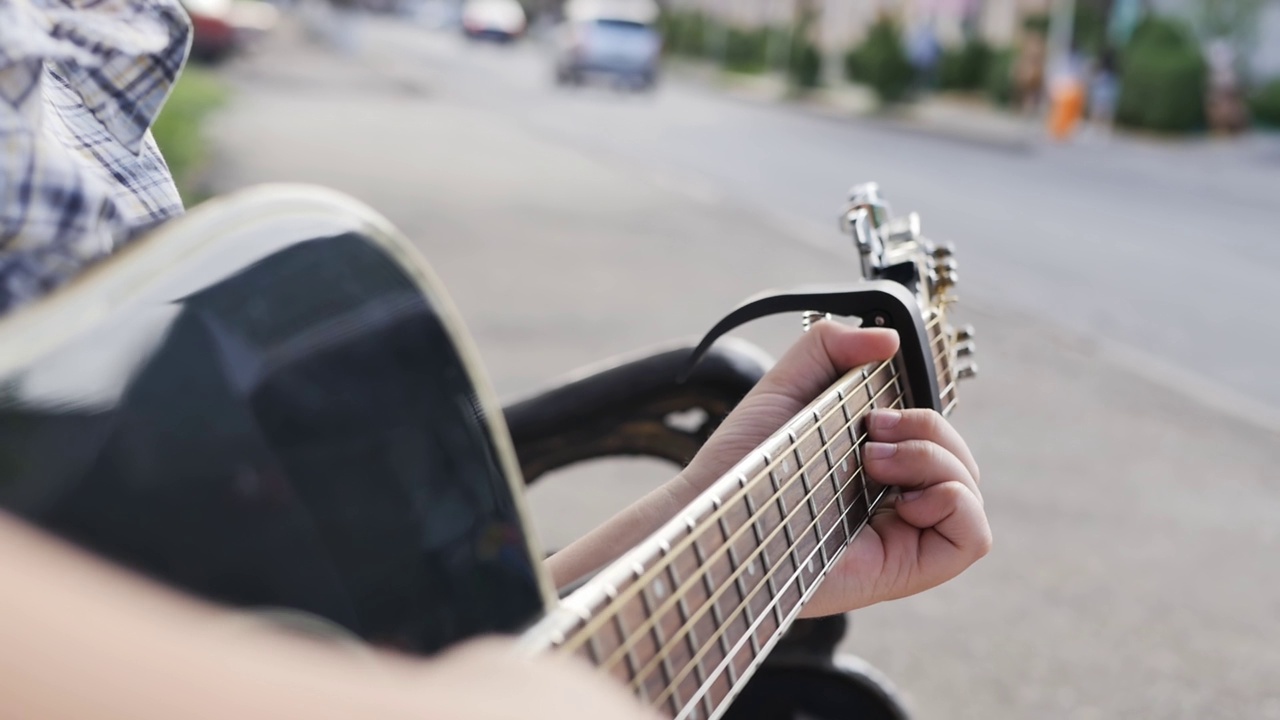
[553, 0, 661, 90]
[182, 0, 279, 63]
[460, 0, 526, 42]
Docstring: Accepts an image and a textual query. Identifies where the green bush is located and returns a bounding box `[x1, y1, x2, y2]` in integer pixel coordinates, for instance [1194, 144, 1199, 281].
[985, 47, 1016, 106]
[938, 39, 992, 91]
[788, 40, 822, 89]
[843, 45, 860, 84]
[1022, 13, 1050, 35]
[151, 66, 227, 204]
[1115, 16, 1206, 133]
[1071, 0, 1107, 55]
[723, 27, 770, 74]
[763, 26, 795, 71]
[846, 17, 915, 103]
[1251, 78, 1280, 128]
[660, 11, 708, 57]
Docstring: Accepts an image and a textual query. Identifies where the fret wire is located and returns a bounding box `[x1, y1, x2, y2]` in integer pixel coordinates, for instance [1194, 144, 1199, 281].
[617, 377, 905, 700]
[613, 611, 645, 701]
[586, 631, 605, 666]
[737, 489, 752, 620]
[691, 533, 733, 663]
[833, 390, 854, 541]
[667, 562, 700, 677]
[806, 415, 830, 568]
[639, 583, 679, 715]
[581, 363, 901, 676]
[564, 360, 898, 665]
[648, 392, 907, 711]
[674, 462, 881, 716]
[744, 489, 786, 629]
[768, 449, 803, 583]
[681, 414, 908, 715]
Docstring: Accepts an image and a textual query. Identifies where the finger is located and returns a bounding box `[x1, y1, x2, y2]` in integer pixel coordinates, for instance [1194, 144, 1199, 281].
[863, 438, 981, 503]
[866, 408, 981, 485]
[892, 480, 992, 567]
[749, 322, 899, 409]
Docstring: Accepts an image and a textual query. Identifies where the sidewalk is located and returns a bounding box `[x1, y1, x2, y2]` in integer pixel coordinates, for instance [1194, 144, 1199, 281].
[670, 57, 1280, 167]
[666, 60, 1040, 151]
[666, 58, 1280, 206]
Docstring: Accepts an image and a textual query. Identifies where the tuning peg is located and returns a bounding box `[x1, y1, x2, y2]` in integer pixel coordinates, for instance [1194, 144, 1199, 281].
[885, 212, 921, 244]
[935, 269, 958, 293]
[954, 325, 975, 343]
[954, 340, 976, 359]
[957, 363, 979, 380]
[932, 242, 955, 260]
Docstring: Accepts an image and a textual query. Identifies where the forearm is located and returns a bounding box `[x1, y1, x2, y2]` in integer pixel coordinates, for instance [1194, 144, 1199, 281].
[0, 513, 445, 720]
[545, 472, 706, 590]
[545, 396, 800, 590]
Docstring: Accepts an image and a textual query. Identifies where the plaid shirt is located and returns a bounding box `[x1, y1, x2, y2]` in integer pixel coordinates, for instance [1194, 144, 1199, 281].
[0, 0, 191, 314]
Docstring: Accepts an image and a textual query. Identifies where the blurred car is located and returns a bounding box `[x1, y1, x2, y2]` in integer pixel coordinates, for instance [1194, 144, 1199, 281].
[182, 0, 279, 63]
[553, 0, 661, 90]
[461, 0, 526, 42]
[413, 0, 463, 29]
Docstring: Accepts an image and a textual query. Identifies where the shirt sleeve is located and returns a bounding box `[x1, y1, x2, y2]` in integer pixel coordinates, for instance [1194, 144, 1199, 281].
[0, 0, 191, 315]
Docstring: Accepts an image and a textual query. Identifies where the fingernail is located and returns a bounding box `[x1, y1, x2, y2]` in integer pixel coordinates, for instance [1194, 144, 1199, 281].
[864, 441, 897, 459]
[900, 489, 925, 502]
[870, 409, 902, 431]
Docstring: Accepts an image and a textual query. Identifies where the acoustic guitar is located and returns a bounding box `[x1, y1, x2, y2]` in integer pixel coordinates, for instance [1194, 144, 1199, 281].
[0, 182, 975, 720]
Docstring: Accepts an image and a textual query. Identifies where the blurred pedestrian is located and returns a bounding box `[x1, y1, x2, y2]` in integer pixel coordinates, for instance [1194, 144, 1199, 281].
[1086, 50, 1120, 139]
[1206, 39, 1248, 134]
[1047, 53, 1086, 141]
[906, 17, 941, 93]
[1012, 25, 1046, 113]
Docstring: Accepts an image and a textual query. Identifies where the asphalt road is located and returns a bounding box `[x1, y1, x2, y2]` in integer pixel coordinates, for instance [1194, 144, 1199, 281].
[207, 16, 1280, 719]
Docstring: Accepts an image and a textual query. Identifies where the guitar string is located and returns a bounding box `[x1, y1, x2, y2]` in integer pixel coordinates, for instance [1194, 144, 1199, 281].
[646, 433, 890, 712]
[651, 432, 895, 713]
[560, 356, 901, 653]
[563, 359, 897, 664]
[654, 327, 957, 709]
[622, 374, 906, 701]
[651, 413, 901, 715]
[613, 373, 903, 692]
[563, 324, 950, 661]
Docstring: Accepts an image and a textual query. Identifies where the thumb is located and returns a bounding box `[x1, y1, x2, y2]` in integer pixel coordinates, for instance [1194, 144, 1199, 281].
[749, 321, 900, 408]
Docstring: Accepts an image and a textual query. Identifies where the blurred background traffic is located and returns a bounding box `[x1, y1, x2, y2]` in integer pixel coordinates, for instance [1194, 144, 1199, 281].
[156, 0, 1279, 718]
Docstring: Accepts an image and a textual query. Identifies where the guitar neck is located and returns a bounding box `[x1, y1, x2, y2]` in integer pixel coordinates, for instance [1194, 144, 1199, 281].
[521, 358, 909, 720]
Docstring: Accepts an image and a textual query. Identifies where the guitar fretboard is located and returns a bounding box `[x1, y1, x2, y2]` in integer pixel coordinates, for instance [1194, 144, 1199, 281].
[522, 359, 907, 720]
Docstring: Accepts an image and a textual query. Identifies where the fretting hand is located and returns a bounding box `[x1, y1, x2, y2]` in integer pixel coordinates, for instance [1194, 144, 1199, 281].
[676, 320, 991, 617]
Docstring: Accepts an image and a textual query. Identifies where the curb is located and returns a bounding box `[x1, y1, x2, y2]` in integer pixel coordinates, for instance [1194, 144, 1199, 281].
[664, 60, 1039, 153]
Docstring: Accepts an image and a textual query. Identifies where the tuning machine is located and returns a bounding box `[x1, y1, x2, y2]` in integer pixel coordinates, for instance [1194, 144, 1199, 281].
[951, 324, 978, 380]
[931, 241, 959, 294]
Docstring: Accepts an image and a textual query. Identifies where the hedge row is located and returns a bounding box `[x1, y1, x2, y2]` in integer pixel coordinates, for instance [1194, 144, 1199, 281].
[659, 11, 822, 89]
[663, 10, 1280, 133]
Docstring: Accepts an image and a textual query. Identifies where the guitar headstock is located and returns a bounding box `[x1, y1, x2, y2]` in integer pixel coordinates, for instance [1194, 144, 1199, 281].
[841, 182, 976, 416]
[685, 181, 975, 416]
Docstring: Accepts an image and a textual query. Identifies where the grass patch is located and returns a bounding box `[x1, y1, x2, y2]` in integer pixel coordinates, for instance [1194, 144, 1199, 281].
[151, 65, 229, 205]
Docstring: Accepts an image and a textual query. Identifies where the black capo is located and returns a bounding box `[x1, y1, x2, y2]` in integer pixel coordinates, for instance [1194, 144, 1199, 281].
[681, 280, 942, 413]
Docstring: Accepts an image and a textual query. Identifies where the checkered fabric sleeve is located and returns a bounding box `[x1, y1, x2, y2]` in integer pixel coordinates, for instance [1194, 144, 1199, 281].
[0, 0, 192, 315]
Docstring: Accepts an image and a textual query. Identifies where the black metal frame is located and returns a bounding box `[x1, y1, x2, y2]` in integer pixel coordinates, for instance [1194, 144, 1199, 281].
[503, 340, 912, 720]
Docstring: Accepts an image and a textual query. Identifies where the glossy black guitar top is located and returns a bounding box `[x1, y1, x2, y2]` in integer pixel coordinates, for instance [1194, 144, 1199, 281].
[0, 185, 551, 654]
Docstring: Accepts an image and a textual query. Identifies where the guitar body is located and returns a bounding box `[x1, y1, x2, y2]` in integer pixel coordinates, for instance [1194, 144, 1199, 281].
[1, 181, 970, 720]
[0, 185, 552, 654]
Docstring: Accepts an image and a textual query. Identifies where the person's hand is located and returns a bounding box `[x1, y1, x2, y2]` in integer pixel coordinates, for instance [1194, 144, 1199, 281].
[424, 638, 660, 720]
[677, 321, 991, 616]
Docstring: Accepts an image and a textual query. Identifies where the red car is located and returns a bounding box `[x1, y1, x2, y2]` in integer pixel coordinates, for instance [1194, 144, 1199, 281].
[182, 0, 279, 63]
